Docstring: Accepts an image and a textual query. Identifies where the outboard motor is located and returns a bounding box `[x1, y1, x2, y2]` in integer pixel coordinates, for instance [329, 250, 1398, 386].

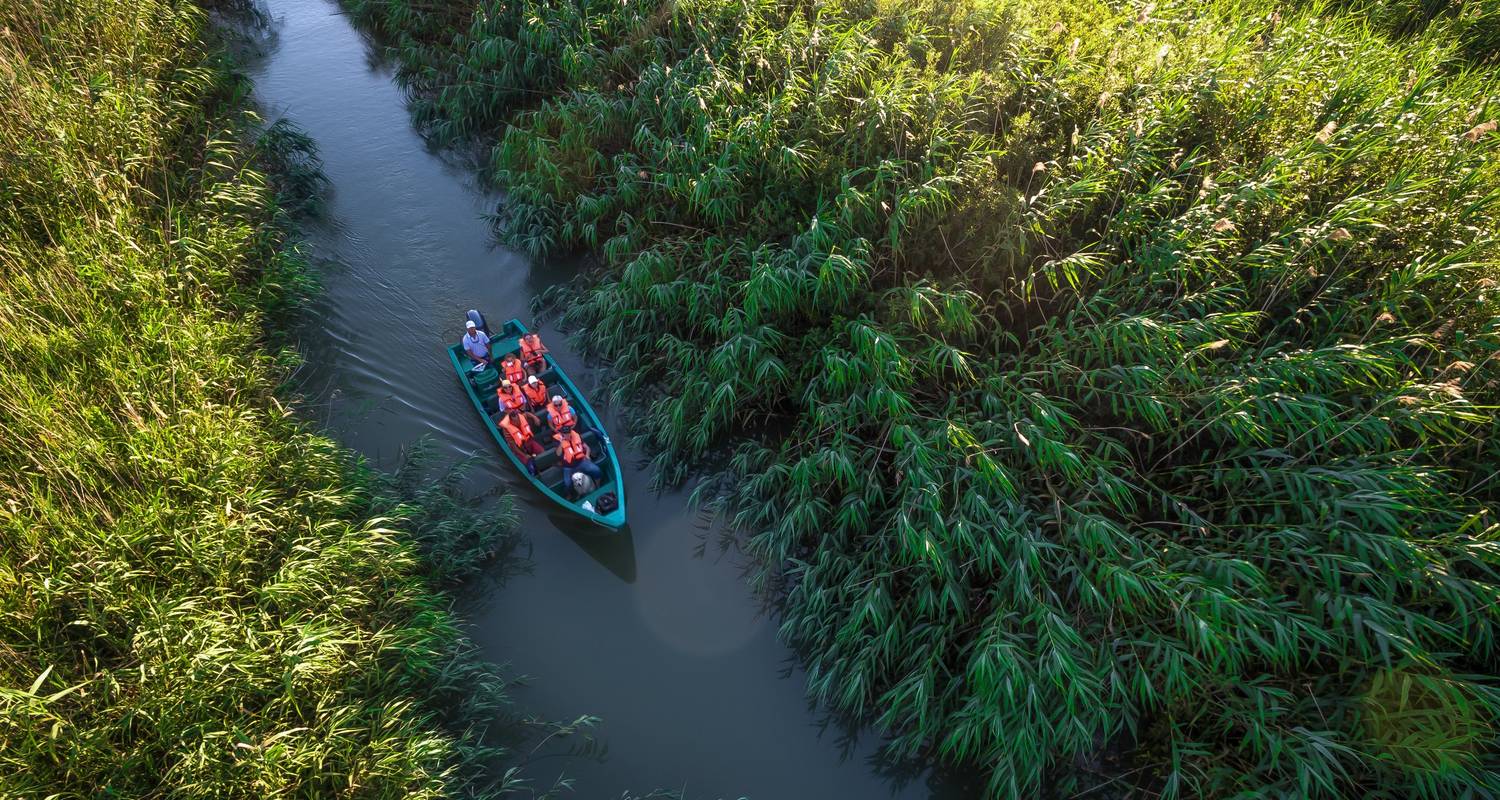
[466, 309, 489, 335]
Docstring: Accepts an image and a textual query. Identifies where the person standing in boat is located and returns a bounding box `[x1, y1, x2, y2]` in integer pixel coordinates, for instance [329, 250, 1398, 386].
[555, 424, 601, 495]
[499, 351, 527, 386]
[461, 320, 491, 367]
[519, 331, 549, 375]
[500, 409, 545, 474]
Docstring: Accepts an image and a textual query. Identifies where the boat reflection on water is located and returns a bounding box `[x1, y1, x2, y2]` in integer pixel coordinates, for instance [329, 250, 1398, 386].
[549, 516, 638, 584]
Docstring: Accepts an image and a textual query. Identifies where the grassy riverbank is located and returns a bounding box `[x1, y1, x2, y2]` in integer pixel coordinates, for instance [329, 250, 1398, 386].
[0, 1, 535, 796]
[344, 0, 1500, 796]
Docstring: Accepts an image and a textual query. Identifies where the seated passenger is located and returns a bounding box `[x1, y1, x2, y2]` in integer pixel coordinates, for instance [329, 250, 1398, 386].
[522, 374, 549, 410]
[496, 379, 527, 415]
[500, 409, 544, 473]
[519, 331, 549, 374]
[499, 352, 526, 385]
[547, 394, 579, 432]
[461, 320, 491, 366]
[554, 424, 601, 495]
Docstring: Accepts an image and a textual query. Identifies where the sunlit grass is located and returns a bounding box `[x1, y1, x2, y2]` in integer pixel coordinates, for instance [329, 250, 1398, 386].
[345, 0, 1500, 796]
[0, 1, 555, 796]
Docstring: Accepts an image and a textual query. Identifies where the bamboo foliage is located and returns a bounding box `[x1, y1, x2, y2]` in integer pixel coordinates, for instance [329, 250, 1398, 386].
[347, 0, 1500, 795]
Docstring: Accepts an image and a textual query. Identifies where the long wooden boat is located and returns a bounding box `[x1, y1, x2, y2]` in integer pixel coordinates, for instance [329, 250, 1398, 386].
[447, 316, 627, 530]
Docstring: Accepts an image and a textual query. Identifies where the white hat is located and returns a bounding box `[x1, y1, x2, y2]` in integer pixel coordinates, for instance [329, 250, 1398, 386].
[552, 395, 563, 404]
[527, 375, 539, 385]
[465, 320, 476, 329]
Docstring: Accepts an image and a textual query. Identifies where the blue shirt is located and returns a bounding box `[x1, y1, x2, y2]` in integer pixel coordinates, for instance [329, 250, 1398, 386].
[462, 330, 490, 360]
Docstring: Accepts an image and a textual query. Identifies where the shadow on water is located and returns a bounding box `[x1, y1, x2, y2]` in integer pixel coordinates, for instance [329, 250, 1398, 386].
[551, 518, 639, 584]
[245, 1, 976, 797]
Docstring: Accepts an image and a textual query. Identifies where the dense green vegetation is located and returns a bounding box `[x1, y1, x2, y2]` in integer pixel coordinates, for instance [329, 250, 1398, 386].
[0, 1, 549, 796]
[349, 0, 1500, 796]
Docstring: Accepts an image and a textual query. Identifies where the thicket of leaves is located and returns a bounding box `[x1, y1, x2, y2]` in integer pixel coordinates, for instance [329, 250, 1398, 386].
[346, 0, 1500, 795]
[0, 1, 557, 796]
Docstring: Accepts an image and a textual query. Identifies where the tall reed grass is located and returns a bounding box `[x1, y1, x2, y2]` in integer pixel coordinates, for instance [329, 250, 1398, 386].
[0, 1, 560, 796]
[346, 0, 1500, 795]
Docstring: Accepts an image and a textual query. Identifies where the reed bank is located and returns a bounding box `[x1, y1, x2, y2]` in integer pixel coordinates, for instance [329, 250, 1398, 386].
[341, 0, 1500, 796]
[0, 1, 548, 796]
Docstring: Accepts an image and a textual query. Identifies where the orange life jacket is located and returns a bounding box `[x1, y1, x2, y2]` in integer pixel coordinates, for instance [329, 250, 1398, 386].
[497, 383, 526, 413]
[557, 431, 588, 465]
[520, 333, 547, 363]
[522, 380, 549, 408]
[549, 399, 577, 430]
[501, 355, 526, 384]
[499, 414, 533, 448]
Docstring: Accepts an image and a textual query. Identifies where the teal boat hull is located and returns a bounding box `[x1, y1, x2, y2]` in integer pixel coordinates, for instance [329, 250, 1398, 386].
[448, 319, 627, 530]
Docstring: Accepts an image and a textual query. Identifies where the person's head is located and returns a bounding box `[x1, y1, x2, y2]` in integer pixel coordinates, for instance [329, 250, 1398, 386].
[499, 379, 512, 390]
[527, 375, 540, 386]
[551, 395, 564, 406]
[465, 320, 476, 334]
[561, 423, 575, 435]
[571, 472, 589, 492]
[507, 409, 520, 421]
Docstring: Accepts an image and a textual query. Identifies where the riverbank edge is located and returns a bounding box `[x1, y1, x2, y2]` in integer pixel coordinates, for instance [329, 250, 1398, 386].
[0, 1, 557, 796]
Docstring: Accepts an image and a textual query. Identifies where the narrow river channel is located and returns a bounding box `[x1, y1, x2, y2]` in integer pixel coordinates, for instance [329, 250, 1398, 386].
[247, 3, 970, 797]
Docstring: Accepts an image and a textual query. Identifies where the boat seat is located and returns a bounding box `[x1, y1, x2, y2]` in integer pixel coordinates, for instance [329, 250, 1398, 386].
[478, 367, 569, 411]
[578, 481, 615, 505]
[470, 366, 499, 390]
[544, 473, 612, 499]
[537, 465, 564, 489]
[536, 435, 608, 495]
[532, 430, 602, 473]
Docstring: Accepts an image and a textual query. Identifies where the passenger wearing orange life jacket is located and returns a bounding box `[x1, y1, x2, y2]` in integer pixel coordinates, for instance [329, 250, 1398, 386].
[496, 379, 527, 415]
[499, 352, 526, 385]
[518, 332, 548, 374]
[499, 409, 544, 473]
[554, 424, 601, 494]
[522, 375, 549, 410]
[546, 394, 580, 432]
